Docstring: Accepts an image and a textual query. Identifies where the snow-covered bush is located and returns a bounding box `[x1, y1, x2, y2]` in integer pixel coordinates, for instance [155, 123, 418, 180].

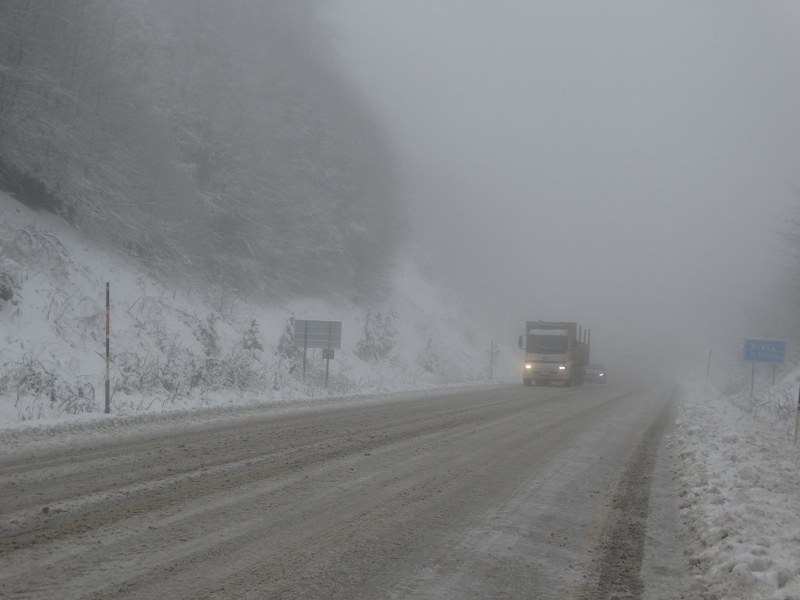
[355, 309, 397, 362]
[0, 353, 96, 420]
[270, 317, 302, 392]
[242, 320, 263, 352]
[1, 226, 71, 280]
[418, 337, 440, 374]
[0, 272, 15, 304]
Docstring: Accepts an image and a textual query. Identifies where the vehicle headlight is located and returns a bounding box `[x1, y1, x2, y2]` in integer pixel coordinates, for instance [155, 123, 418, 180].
[558, 365, 566, 370]
[525, 363, 533, 370]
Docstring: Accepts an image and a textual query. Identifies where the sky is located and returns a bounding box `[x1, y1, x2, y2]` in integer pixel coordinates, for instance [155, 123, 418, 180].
[327, 1, 800, 378]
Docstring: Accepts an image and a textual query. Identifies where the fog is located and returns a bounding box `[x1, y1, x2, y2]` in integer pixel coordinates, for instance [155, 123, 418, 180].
[329, 1, 800, 379]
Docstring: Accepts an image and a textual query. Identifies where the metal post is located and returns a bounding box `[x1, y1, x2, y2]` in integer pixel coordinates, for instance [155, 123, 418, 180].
[705, 349, 712, 392]
[105, 282, 110, 413]
[325, 322, 333, 389]
[302, 319, 308, 380]
[489, 339, 494, 381]
[795, 385, 800, 445]
[750, 362, 755, 398]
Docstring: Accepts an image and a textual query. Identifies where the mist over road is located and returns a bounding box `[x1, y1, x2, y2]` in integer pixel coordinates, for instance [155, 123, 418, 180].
[0, 384, 679, 599]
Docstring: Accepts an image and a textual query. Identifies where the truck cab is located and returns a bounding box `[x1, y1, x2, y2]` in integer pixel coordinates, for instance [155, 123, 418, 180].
[519, 321, 589, 387]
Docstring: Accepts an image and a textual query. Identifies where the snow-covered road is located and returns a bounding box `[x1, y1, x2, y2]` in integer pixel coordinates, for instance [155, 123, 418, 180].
[3, 381, 798, 599]
[1, 383, 676, 599]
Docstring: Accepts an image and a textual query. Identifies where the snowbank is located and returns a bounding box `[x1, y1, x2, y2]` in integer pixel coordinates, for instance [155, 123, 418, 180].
[675, 385, 800, 599]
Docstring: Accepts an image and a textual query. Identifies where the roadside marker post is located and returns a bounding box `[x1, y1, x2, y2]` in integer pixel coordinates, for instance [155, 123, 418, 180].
[795, 385, 800, 445]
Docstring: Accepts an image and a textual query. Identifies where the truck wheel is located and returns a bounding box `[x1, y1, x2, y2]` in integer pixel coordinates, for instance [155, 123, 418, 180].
[524, 379, 532, 387]
[565, 377, 573, 387]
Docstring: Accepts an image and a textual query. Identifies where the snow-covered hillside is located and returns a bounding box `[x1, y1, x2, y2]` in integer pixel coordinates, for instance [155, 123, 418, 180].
[0, 191, 512, 426]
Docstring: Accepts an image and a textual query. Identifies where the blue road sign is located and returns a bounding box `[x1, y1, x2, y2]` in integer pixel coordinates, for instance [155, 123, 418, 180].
[743, 339, 786, 364]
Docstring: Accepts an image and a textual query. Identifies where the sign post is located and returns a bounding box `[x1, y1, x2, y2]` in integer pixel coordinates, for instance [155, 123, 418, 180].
[743, 339, 786, 398]
[105, 282, 110, 414]
[489, 339, 495, 381]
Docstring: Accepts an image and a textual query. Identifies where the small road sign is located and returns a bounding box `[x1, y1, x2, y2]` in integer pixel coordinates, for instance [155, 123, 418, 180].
[743, 339, 786, 364]
[293, 320, 342, 350]
[294, 320, 342, 386]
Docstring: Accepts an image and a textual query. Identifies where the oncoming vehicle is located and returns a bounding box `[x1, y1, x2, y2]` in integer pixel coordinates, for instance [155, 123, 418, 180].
[519, 321, 590, 387]
[584, 363, 606, 383]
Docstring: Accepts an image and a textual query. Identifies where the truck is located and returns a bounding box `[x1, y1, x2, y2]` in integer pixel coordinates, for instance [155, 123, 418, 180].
[518, 321, 590, 387]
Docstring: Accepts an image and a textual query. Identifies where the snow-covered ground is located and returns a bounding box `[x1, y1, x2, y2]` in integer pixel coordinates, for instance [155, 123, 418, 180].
[2, 189, 800, 599]
[674, 384, 800, 600]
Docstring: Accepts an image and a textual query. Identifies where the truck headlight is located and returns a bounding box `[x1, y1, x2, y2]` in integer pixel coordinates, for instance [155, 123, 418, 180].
[558, 365, 566, 370]
[525, 363, 533, 370]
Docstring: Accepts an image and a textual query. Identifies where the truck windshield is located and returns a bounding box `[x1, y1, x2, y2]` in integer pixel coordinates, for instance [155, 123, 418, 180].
[527, 334, 568, 354]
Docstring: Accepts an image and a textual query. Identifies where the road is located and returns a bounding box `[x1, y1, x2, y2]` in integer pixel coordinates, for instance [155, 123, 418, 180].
[0, 382, 682, 599]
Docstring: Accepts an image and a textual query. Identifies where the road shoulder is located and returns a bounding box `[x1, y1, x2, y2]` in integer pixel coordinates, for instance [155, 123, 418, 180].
[641, 407, 689, 600]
